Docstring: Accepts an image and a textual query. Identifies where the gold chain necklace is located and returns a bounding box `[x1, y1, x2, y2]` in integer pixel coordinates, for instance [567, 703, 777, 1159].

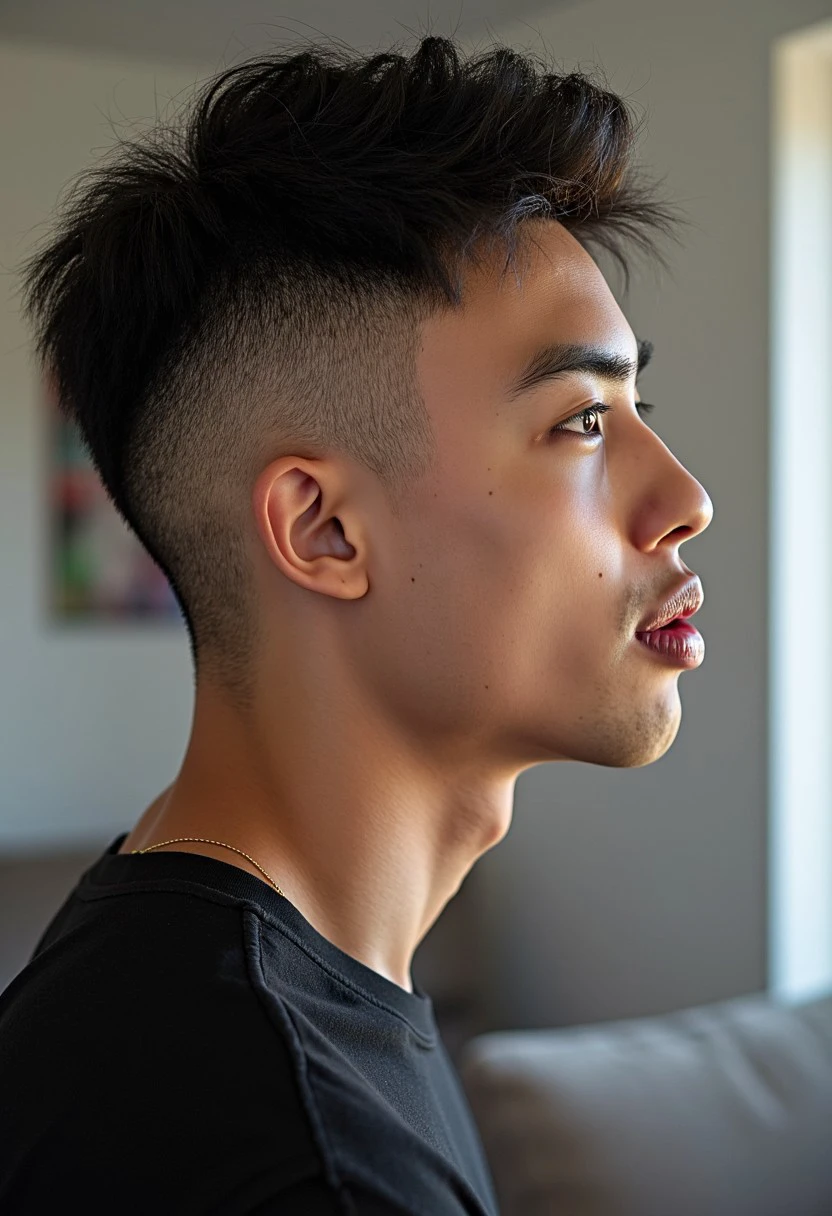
[131, 837, 285, 897]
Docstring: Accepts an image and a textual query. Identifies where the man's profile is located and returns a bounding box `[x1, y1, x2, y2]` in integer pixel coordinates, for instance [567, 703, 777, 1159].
[0, 33, 712, 1215]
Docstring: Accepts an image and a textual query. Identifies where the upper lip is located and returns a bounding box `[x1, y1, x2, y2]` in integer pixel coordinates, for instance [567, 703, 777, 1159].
[636, 576, 704, 633]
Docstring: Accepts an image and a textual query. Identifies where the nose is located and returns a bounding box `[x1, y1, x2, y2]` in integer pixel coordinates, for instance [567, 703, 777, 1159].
[631, 428, 714, 552]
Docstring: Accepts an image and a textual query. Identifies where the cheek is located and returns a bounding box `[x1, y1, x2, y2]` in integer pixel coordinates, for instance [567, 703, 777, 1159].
[374, 465, 621, 676]
[440, 468, 613, 618]
[502, 491, 625, 676]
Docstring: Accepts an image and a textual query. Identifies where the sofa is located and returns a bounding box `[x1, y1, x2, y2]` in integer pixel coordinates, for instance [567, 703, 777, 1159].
[459, 988, 832, 1216]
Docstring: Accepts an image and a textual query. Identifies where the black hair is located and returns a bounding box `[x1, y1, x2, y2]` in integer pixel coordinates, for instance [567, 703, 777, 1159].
[16, 33, 682, 710]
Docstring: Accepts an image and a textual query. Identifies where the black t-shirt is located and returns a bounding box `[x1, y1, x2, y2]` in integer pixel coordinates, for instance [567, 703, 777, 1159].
[0, 833, 498, 1215]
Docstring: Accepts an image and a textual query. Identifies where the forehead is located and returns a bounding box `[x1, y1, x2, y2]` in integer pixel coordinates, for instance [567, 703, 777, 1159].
[417, 220, 636, 396]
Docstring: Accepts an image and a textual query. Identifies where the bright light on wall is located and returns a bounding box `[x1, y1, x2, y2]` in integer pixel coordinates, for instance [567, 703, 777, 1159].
[769, 21, 832, 1000]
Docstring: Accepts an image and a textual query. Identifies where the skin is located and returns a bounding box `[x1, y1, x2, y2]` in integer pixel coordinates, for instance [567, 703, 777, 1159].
[120, 219, 713, 992]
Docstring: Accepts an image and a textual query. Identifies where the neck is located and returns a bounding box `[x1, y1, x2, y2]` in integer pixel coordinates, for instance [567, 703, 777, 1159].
[124, 679, 515, 993]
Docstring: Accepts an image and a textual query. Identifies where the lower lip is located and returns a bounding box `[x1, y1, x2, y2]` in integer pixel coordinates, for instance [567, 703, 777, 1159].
[634, 619, 704, 668]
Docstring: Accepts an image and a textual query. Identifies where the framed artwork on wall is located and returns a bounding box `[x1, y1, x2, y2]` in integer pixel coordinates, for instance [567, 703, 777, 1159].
[46, 374, 184, 623]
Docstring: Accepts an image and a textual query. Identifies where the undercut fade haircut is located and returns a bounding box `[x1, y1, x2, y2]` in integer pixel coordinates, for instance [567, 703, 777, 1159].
[17, 33, 682, 711]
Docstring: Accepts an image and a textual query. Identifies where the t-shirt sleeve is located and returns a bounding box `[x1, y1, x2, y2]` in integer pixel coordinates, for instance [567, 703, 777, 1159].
[0, 898, 339, 1214]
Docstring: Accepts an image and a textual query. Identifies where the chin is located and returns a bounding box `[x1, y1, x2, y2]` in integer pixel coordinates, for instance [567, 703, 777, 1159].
[565, 714, 681, 769]
[628, 718, 682, 768]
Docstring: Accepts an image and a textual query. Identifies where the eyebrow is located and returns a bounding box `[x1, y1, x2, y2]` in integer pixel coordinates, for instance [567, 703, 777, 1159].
[506, 337, 654, 400]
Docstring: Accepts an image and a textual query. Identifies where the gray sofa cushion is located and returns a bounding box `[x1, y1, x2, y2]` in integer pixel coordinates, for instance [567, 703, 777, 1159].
[458, 990, 832, 1216]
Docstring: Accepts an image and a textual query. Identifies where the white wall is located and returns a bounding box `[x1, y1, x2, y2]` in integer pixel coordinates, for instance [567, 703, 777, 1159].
[1, 0, 830, 1028]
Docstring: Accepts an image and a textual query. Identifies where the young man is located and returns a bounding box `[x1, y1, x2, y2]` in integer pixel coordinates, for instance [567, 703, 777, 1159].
[0, 33, 712, 1215]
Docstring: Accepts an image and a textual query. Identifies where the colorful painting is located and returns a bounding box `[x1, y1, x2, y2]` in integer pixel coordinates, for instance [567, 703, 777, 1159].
[47, 378, 184, 622]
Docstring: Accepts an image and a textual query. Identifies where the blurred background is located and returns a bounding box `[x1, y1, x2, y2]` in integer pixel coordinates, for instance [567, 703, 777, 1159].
[1, 0, 830, 1070]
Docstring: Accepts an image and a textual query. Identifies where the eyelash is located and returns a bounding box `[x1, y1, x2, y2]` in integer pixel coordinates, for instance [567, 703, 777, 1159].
[549, 400, 656, 438]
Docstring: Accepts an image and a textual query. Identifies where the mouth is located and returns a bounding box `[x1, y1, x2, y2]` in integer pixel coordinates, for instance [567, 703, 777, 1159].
[633, 575, 705, 668]
[634, 617, 704, 668]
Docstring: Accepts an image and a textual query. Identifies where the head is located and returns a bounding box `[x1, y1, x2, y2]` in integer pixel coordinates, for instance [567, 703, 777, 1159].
[19, 34, 711, 773]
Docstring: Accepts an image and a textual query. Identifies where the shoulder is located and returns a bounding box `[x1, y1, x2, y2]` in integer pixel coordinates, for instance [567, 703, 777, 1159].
[0, 889, 333, 1210]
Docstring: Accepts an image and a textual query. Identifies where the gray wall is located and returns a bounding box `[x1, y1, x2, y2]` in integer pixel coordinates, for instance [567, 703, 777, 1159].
[1, 0, 830, 1029]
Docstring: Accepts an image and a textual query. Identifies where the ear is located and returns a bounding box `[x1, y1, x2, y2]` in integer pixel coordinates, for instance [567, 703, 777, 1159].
[251, 455, 369, 601]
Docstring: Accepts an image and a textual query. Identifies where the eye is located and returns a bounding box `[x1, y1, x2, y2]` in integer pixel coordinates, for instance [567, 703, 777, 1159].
[550, 402, 610, 437]
[549, 400, 655, 438]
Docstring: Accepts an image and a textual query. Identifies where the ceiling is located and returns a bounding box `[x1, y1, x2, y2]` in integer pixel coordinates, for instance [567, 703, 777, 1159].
[0, 0, 582, 68]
